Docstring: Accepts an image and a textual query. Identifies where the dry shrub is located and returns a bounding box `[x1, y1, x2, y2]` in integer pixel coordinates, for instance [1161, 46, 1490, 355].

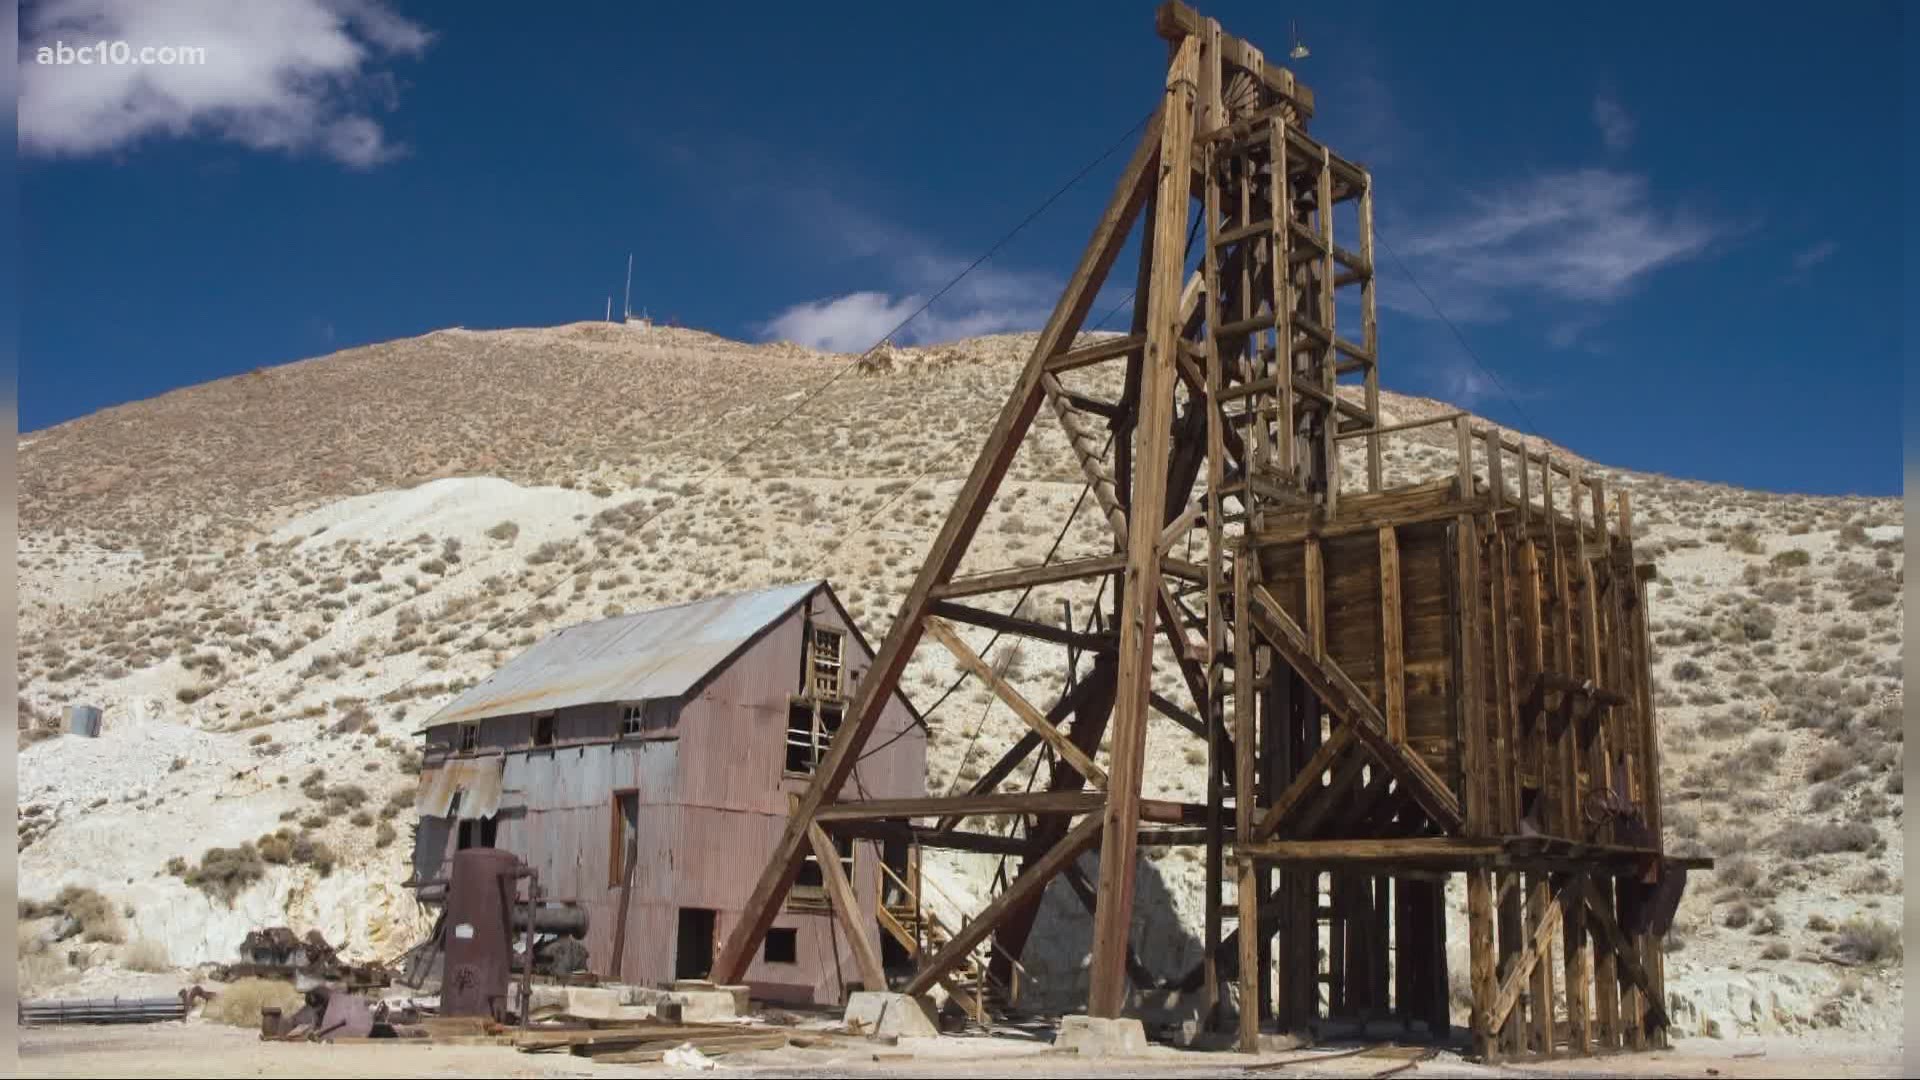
[1835, 917, 1902, 966]
[20, 884, 123, 943]
[203, 977, 304, 1027]
[178, 843, 266, 903]
[122, 937, 171, 972]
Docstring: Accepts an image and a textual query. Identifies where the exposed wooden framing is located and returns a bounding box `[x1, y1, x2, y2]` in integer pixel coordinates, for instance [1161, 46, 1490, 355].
[723, 8, 1692, 1062]
[927, 600, 1114, 653]
[924, 617, 1110, 788]
[931, 553, 1131, 600]
[815, 792, 1104, 823]
[905, 814, 1105, 996]
[806, 820, 887, 992]
[1251, 723, 1356, 839]
[1486, 873, 1572, 1034]
[1088, 34, 1201, 1018]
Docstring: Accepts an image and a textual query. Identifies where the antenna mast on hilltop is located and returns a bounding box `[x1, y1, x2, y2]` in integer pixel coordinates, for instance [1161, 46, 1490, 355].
[624, 253, 634, 322]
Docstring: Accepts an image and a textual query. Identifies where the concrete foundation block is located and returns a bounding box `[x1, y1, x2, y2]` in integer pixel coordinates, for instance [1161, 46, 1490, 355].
[844, 991, 938, 1039]
[1053, 1014, 1149, 1057]
[670, 989, 740, 1023]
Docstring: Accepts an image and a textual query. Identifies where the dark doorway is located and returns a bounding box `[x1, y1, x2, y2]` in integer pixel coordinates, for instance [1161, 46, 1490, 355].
[676, 908, 716, 981]
[456, 816, 497, 850]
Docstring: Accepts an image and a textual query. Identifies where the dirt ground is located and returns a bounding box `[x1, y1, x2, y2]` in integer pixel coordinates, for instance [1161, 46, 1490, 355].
[13, 1021, 1905, 1079]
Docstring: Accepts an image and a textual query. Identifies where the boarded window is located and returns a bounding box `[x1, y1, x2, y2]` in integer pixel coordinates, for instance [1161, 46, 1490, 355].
[609, 791, 640, 886]
[785, 701, 843, 775]
[764, 928, 798, 964]
[458, 724, 479, 753]
[807, 626, 845, 699]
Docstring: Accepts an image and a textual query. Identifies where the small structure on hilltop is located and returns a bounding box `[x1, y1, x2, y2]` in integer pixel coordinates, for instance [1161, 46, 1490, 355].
[407, 580, 928, 1006]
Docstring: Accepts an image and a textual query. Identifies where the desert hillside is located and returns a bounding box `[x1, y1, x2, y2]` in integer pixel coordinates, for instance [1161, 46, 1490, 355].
[15, 321, 1903, 1039]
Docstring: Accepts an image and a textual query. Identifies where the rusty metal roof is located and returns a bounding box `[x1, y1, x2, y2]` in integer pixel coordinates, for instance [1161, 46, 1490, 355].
[420, 580, 825, 731]
[415, 755, 506, 818]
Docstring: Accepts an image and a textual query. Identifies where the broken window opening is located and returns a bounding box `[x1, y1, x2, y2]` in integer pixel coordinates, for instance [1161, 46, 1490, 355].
[785, 700, 844, 775]
[609, 790, 640, 886]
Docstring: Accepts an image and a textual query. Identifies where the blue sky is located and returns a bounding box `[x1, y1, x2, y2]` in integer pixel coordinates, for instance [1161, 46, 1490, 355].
[17, 1, 1908, 496]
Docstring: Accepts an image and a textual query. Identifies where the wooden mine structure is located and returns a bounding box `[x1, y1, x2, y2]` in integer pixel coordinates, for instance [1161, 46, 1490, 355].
[715, 2, 1700, 1062]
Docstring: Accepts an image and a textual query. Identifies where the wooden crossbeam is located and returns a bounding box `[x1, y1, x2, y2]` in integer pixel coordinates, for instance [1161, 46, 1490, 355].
[1250, 722, 1356, 840]
[1486, 873, 1574, 1033]
[816, 791, 1102, 822]
[1578, 876, 1671, 1031]
[927, 600, 1115, 653]
[924, 617, 1110, 788]
[1239, 837, 1503, 865]
[906, 813, 1104, 996]
[931, 553, 1129, 599]
[1246, 582, 1464, 831]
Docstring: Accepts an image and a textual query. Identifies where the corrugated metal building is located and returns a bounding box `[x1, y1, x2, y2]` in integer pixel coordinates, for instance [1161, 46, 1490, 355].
[411, 580, 926, 1005]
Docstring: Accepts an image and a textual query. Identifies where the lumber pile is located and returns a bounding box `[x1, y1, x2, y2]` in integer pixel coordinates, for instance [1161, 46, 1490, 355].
[516, 1021, 790, 1063]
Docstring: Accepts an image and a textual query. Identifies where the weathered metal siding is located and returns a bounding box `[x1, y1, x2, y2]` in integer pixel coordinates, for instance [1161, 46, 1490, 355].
[675, 591, 926, 1004]
[410, 581, 926, 1003]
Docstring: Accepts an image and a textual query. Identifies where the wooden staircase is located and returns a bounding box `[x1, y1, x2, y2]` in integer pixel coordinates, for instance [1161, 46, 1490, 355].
[877, 856, 1026, 1026]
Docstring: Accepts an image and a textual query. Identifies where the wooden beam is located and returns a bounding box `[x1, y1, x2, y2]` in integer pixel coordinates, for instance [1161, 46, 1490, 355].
[1486, 872, 1571, 1035]
[816, 791, 1103, 823]
[1246, 582, 1464, 832]
[905, 813, 1104, 996]
[1088, 34, 1200, 1021]
[1046, 332, 1144, 374]
[1577, 876, 1671, 1031]
[927, 600, 1114, 653]
[1240, 837, 1503, 864]
[932, 553, 1129, 600]
[924, 616, 1110, 788]
[807, 820, 886, 992]
[1250, 723, 1356, 840]
[1379, 526, 1406, 744]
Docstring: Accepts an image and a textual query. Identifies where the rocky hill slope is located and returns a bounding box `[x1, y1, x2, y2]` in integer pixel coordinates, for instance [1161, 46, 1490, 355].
[16, 322, 1903, 1038]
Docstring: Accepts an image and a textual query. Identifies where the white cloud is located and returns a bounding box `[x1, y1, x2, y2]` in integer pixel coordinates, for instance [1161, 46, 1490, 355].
[760, 260, 1059, 354]
[754, 188, 1062, 352]
[1592, 94, 1635, 152]
[1389, 169, 1717, 316]
[20, 0, 431, 167]
[1791, 240, 1838, 272]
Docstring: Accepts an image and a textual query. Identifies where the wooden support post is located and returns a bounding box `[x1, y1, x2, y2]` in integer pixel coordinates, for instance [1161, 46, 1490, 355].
[1379, 527, 1406, 744]
[1528, 872, 1558, 1056]
[1358, 169, 1381, 492]
[1234, 557, 1260, 1051]
[1088, 35, 1199, 1020]
[808, 820, 887, 994]
[1456, 512, 1489, 836]
[1497, 870, 1524, 1056]
[1468, 867, 1497, 1062]
[1304, 538, 1326, 659]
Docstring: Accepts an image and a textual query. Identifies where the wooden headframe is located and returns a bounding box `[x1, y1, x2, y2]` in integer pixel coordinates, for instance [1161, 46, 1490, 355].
[712, 3, 1695, 1061]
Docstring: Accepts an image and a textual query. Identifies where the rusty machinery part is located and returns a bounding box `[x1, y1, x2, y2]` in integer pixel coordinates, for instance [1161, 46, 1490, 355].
[440, 847, 535, 1020]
